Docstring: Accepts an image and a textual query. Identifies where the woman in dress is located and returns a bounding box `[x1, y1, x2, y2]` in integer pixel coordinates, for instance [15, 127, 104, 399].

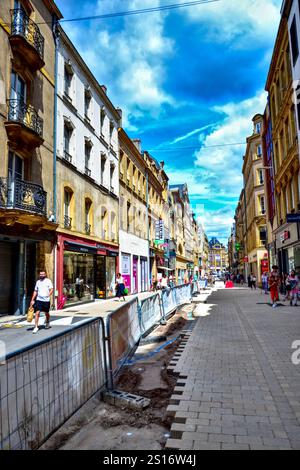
[115, 273, 126, 302]
[288, 270, 299, 307]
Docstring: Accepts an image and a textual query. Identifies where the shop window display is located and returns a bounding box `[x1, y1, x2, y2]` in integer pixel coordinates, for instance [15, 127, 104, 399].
[63, 252, 95, 305]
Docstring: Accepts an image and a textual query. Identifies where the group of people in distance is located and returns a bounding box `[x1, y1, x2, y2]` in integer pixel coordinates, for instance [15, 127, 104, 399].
[259, 265, 299, 308]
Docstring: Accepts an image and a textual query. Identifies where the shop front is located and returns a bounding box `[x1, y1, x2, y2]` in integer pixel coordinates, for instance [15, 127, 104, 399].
[57, 234, 119, 307]
[275, 223, 300, 274]
[119, 231, 149, 294]
[0, 230, 55, 316]
[248, 249, 268, 283]
[176, 259, 188, 285]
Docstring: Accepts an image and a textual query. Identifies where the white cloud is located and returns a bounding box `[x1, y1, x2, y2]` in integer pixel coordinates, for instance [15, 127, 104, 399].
[194, 91, 267, 193]
[180, 0, 281, 49]
[63, 0, 174, 125]
[165, 91, 268, 241]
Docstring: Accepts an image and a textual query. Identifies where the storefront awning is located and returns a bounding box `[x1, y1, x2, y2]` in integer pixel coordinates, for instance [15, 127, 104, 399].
[157, 267, 174, 271]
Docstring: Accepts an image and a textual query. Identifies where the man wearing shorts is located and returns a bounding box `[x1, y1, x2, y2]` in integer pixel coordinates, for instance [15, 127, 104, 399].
[30, 270, 53, 334]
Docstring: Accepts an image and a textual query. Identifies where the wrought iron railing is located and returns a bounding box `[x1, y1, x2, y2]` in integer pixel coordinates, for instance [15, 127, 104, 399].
[64, 215, 72, 229]
[85, 223, 91, 234]
[7, 99, 43, 137]
[0, 177, 47, 215]
[10, 9, 44, 60]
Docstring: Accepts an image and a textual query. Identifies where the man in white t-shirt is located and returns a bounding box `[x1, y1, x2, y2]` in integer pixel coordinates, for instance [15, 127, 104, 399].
[30, 270, 53, 334]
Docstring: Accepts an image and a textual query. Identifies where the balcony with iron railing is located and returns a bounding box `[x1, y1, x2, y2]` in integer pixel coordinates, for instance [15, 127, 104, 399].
[0, 177, 47, 217]
[5, 100, 44, 154]
[9, 9, 45, 72]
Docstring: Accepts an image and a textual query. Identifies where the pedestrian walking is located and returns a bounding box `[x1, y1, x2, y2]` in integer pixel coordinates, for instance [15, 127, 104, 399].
[283, 273, 291, 301]
[288, 270, 299, 306]
[248, 274, 251, 288]
[30, 270, 53, 334]
[251, 274, 257, 289]
[75, 274, 84, 299]
[261, 272, 268, 294]
[269, 274, 279, 308]
[161, 274, 168, 289]
[270, 265, 280, 302]
[115, 273, 126, 301]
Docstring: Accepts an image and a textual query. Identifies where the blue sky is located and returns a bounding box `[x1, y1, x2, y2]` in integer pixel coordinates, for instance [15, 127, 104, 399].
[55, 0, 282, 244]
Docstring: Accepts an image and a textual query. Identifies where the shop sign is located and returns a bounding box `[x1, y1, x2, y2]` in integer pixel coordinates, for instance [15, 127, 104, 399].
[261, 259, 269, 274]
[121, 254, 131, 274]
[155, 220, 165, 241]
[280, 231, 290, 244]
[107, 250, 118, 257]
[64, 241, 97, 254]
[287, 213, 300, 223]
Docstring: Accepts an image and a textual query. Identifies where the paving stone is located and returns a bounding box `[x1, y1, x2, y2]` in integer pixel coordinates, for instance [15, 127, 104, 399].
[208, 434, 235, 444]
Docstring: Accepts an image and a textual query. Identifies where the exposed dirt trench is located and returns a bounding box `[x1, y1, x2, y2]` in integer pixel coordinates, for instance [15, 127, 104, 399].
[41, 307, 194, 450]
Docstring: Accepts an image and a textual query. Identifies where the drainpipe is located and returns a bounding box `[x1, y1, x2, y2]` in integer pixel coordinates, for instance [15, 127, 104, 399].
[146, 168, 150, 289]
[52, 19, 60, 306]
[52, 19, 59, 223]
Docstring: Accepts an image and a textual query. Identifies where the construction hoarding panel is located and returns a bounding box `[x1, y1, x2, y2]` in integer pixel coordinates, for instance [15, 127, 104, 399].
[0, 318, 106, 450]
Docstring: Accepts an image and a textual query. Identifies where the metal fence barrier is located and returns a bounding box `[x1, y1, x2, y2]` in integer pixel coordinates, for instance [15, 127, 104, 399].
[1, 284, 195, 449]
[0, 318, 107, 450]
[161, 288, 177, 319]
[105, 297, 141, 388]
[139, 294, 162, 336]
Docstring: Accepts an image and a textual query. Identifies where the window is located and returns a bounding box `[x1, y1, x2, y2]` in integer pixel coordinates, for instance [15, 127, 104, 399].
[291, 181, 295, 210]
[84, 141, 91, 176]
[255, 122, 261, 134]
[290, 15, 299, 66]
[64, 65, 73, 98]
[257, 145, 262, 158]
[85, 199, 92, 234]
[63, 121, 73, 162]
[259, 226, 267, 245]
[260, 196, 266, 215]
[110, 163, 115, 191]
[101, 206, 108, 239]
[111, 212, 116, 240]
[258, 169, 264, 185]
[110, 120, 114, 141]
[84, 89, 91, 119]
[10, 71, 26, 104]
[100, 106, 105, 135]
[127, 202, 131, 232]
[64, 188, 73, 228]
[101, 153, 106, 185]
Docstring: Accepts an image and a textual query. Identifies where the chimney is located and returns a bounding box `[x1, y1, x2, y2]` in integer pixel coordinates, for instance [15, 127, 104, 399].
[160, 161, 165, 169]
[132, 139, 142, 153]
[101, 85, 107, 94]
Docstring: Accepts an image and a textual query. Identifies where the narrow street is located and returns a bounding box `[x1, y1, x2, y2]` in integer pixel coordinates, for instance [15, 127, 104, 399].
[165, 287, 300, 450]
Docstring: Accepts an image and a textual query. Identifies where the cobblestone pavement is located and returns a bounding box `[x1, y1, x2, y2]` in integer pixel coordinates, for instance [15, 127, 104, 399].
[166, 288, 300, 450]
